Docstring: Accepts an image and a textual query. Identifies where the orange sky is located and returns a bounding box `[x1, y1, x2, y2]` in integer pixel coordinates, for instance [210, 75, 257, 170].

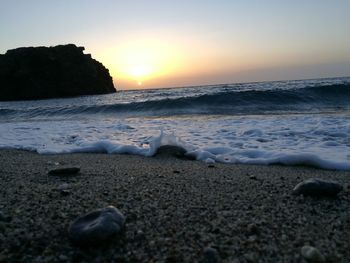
[1, 1, 350, 90]
[93, 29, 350, 90]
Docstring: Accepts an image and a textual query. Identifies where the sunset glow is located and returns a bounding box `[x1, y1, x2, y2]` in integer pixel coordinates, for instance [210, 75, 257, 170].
[98, 38, 186, 89]
[1, 1, 350, 90]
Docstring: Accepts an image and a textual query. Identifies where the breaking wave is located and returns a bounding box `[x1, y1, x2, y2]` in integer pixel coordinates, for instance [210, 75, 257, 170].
[1, 83, 350, 119]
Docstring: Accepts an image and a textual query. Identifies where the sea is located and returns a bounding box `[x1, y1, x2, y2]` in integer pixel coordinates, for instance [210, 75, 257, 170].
[1, 77, 350, 170]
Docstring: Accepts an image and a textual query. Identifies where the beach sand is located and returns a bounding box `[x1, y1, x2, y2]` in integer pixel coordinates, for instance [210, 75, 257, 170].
[0, 149, 349, 262]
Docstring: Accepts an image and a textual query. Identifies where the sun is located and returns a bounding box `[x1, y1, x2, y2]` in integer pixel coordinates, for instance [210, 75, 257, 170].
[129, 64, 153, 79]
[103, 37, 183, 88]
[108, 43, 161, 82]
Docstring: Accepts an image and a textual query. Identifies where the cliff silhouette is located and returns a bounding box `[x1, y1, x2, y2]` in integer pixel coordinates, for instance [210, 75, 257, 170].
[0, 44, 115, 101]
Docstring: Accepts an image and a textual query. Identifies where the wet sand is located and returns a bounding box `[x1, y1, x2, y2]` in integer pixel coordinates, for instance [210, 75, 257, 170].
[0, 149, 349, 262]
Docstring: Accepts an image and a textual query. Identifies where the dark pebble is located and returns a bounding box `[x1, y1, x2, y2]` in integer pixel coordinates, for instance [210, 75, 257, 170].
[0, 211, 11, 222]
[68, 206, 125, 246]
[60, 189, 70, 196]
[48, 167, 80, 176]
[203, 246, 220, 263]
[292, 178, 343, 196]
[345, 185, 350, 192]
[173, 170, 180, 174]
[203, 247, 220, 263]
[208, 164, 215, 168]
[247, 223, 259, 234]
[0, 211, 5, 221]
[135, 229, 145, 240]
[155, 145, 187, 158]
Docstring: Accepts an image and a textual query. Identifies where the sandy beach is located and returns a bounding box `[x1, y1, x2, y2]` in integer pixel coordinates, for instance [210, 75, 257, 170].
[0, 149, 349, 262]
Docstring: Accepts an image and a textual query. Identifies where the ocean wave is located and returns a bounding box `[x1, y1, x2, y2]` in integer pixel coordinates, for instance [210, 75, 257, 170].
[1, 83, 350, 119]
[63, 83, 350, 116]
[1, 78, 349, 171]
[0, 108, 17, 115]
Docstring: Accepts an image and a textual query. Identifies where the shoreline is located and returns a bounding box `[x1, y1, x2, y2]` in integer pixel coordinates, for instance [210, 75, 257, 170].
[0, 149, 349, 262]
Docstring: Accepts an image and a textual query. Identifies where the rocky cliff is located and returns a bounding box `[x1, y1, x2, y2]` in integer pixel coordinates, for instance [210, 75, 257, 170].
[0, 44, 115, 101]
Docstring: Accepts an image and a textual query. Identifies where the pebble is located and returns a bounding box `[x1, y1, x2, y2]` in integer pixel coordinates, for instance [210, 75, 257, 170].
[301, 245, 325, 262]
[58, 254, 68, 261]
[68, 206, 125, 246]
[60, 189, 70, 196]
[48, 167, 80, 176]
[205, 158, 215, 164]
[155, 145, 187, 158]
[47, 161, 60, 165]
[135, 229, 145, 240]
[203, 246, 220, 263]
[247, 223, 258, 234]
[244, 252, 257, 262]
[0, 211, 5, 221]
[57, 183, 70, 191]
[292, 178, 343, 196]
[0, 211, 11, 222]
[345, 185, 350, 192]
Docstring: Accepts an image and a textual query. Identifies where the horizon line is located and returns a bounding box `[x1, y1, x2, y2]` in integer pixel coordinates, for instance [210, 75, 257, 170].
[115, 75, 350, 92]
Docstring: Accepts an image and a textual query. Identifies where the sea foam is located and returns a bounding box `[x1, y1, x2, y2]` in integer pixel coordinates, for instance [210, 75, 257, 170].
[1, 113, 350, 170]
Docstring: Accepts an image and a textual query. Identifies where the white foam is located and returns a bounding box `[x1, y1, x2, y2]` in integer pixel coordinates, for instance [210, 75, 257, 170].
[0, 114, 350, 170]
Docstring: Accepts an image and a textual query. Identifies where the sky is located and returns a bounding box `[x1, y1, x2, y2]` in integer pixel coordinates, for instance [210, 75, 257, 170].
[1, 0, 350, 90]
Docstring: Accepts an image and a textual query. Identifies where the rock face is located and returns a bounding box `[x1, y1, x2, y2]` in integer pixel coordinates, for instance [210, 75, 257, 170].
[0, 44, 115, 101]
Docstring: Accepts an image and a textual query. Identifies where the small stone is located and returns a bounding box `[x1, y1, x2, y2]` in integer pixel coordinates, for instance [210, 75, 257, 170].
[58, 255, 68, 261]
[173, 170, 180, 174]
[68, 206, 125, 246]
[0, 211, 11, 222]
[47, 161, 60, 165]
[135, 229, 145, 240]
[292, 178, 343, 196]
[48, 167, 80, 176]
[345, 185, 350, 192]
[208, 164, 215, 168]
[248, 235, 257, 243]
[203, 246, 220, 263]
[60, 189, 70, 196]
[247, 223, 258, 234]
[244, 252, 257, 263]
[57, 183, 70, 191]
[249, 175, 257, 180]
[0, 211, 5, 222]
[155, 145, 187, 158]
[301, 245, 325, 262]
[205, 158, 215, 164]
